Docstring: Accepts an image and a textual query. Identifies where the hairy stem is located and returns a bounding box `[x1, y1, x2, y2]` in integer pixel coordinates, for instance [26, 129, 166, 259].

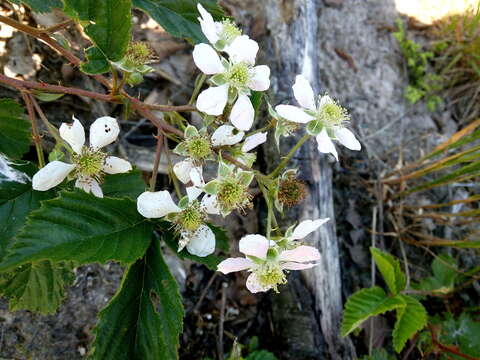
[21, 92, 45, 168]
[269, 134, 310, 178]
[149, 129, 164, 191]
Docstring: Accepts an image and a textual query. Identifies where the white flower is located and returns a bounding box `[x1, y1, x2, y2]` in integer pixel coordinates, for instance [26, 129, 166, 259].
[287, 218, 330, 241]
[275, 75, 361, 160]
[211, 125, 244, 146]
[32, 116, 132, 197]
[193, 39, 270, 131]
[197, 4, 241, 49]
[217, 234, 320, 293]
[241, 132, 267, 153]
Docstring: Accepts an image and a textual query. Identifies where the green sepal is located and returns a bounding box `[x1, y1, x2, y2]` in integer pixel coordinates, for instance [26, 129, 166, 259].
[204, 180, 219, 195]
[306, 120, 323, 136]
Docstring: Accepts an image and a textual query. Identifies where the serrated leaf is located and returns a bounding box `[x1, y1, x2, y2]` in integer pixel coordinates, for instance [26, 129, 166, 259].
[418, 254, 458, 292]
[440, 312, 480, 358]
[80, 47, 110, 74]
[0, 191, 153, 271]
[0, 99, 31, 159]
[102, 170, 147, 200]
[90, 238, 184, 360]
[0, 261, 74, 314]
[341, 286, 406, 337]
[8, 0, 63, 13]
[132, 0, 225, 44]
[392, 295, 427, 353]
[370, 247, 406, 295]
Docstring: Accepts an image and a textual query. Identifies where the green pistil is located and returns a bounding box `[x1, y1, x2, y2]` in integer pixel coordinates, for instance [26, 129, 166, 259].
[175, 201, 204, 232]
[73, 147, 106, 178]
[227, 62, 250, 88]
[186, 137, 212, 160]
[254, 262, 286, 293]
[125, 41, 154, 68]
[217, 179, 250, 212]
[221, 19, 241, 44]
[319, 102, 349, 127]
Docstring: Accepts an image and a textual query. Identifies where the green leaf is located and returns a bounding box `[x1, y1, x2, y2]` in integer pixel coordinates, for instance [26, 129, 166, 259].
[83, 0, 132, 62]
[132, 0, 225, 44]
[418, 254, 457, 293]
[102, 170, 147, 200]
[440, 312, 480, 358]
[360, 348, 397, 360]
[8, 0, 63, 13]
[392, 295, 427, 353]
[90, 238, 184, 360]
[0, 261, 74, 314]
[80, 47, 110, 74]
[0, 99, 31, 159]
[370, 247, 406, 295]
[0, 191, 154, 271]
[341, 286, 406, 337]
[246, 351, 278, 360]
[31, 91, 65, 102]
[63, 0, 93, 20]
[208, 223, 229, 252]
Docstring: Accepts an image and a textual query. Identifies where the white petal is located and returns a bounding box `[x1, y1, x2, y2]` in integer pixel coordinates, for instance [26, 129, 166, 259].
[59, 116, 85, 154]
[217, 257, 254, 274]
[201, 194, 220, 215]
[275, 105, 315, 124]
[32, 161, 75, 191]
[290, 218, 330, 240]
[186, 186, 203, 202]
[242, 132, 267, 152]
[239, 234, 269, 259]
[192, 43, 224, 75]
[89, 116, 120, 150]
[278, 245, 320, 263]
[173, 160, 195, 184]
[102, 156, 132, 174]
[75, 176, 103, 198]
[197, 3, 219, 44]
[196, 84, 229, 116]
[189, 167, 204, 187]
[281, 262, 317, 270]
[248, 65, 270, 91]
[230, 95, 254, 131]
[334, 127, 361, 151]
[225, 35, 258, 65]
[137, 191, 180, 218]
[319, 95, 334, 108]
[186, 225, 216, 257]
[292, 75, 316, 110]
[316, 129, 338, 160]
[246, 273, 272, 293]
[211, 125, 244, 146]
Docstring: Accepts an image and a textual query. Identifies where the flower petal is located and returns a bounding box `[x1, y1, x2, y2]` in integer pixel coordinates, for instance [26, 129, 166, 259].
[186, 186, 203, 202]
[334, 127, 361, 151]
[281, 262, 317, 270]
[186, 224, 216, 257]
[201, 194, 220, 215]
[292, 75, 316, 110]
[290, 218, 330, 240]
[173, 159, 195, 184]
[102, 156, 132, 174]
[318, 94, 334, 108]
[249, 65, 270, 91]
[193, 43, 224, 74]
[59, 116, 85, 154]
[239, 234, 269, 259]
[197, 3, 219, 44]
[32, 161, 75, 191]
[89, 116, 120, 150]
[196, 84, 229, 116]
[246, 273, 272, 293]
[242, 132, 267, 152]
[225, 35, 258, 65]
[275, 104, 315, 124]
[230, 95, 254, 131]
[137, 190, 180, 218]
[211, 125, 244, 146]
[217, 257, 254, 274]
[75, 176, 103, 198]
[278, 245, 320, 263]
[189, 167, 204, 187]
[316, 129, 338, 160]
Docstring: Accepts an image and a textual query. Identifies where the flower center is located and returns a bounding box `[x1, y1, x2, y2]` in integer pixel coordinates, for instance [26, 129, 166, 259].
[216, 179, 251, 213]
[254, 261, 286, 292]
[227, 62, 250, 87]
[175, 201, 204, 232]
[278, 176, 306, 208]
[318, 102, 349, 127]
[186, 137, 212, 160]
[73, 147, 106, 178]
[220, 19, 241, 44]
[125, 41, 154, 68]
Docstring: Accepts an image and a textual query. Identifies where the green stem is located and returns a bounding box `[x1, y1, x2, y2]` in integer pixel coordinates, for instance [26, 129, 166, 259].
[189, 73, 206, 105]
[149, 129, 163, 191]
[111, 66, 119, 96]
[268, 134, 310, 178]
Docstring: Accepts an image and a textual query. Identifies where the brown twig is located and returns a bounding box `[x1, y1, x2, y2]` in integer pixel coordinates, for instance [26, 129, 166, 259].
[40, 19, 75, 34]
[217, 282, 228, 360]
[21, 91, 45, 167]
[428, 323, 478, 360]
[149, 129, 164, 191]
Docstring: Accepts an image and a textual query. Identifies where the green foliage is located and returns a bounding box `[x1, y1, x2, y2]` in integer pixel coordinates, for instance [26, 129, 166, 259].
[437, 312, 480, 358]
[132, 0, 225, 44]
[90, 238, 184, 360]
[0, 99, 31, 159]
[418, 254, 458, 293]
[0, 191, 154, 271]
[8, 0, 63, 13]
[102, 170, 147, 200]
[80, 47, 110, 75]
[392, 295, 427, 353]
[370, 247, 406, 295]
[245, 351, 278, 360]
[360, 348, 396, 360]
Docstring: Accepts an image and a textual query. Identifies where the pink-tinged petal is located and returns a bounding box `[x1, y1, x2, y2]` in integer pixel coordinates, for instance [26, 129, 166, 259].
[197, 4, 219, 44]
[211, 125, 244, 146]
[217, 257, 254, 274]
[186, 225, 216, 257]
[290, 218, 330, 240]
[75, 176, 103, 198]
[275, 104, 315, 124]
[281, 262, 317, 270]
[59, 116, 85, 154]
[316, 129, 338, 160]
[89, 116, 120, 150]
[246, 273, 272, 293]
[278, 245, 320, 263]
[292, 75, 316, 110]
[334, 127, 361, 151]
[137, 190, 180, 218]
[230, 95, 254, 131]
[242, 132, 267, 152]
[32, 161, 75, 191]
[239, 234, 269, 259]
[249, 65, 270, 91]
[225, 35, 259, 65]
[102, 156, 132, 174]
[192, 43, 224, 74]
[196, 84, 229, 116]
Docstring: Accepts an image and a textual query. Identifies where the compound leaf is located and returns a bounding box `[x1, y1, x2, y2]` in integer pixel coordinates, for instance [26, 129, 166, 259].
[392, 295, 427, 353]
